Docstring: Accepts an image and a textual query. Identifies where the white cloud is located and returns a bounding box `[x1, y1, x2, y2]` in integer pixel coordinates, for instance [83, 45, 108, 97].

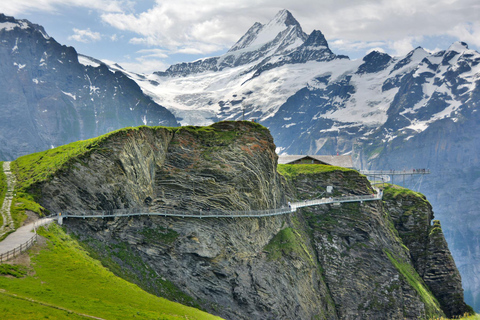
[447, 22, 480, 47]
[97, 0, 480, 57]
[1, 0, 479, 71]
[388, 37, 419, 56]
[100, 1, 244, 53]
[68, 28, 102, 43]
[136, 49, 169, 59]
[330, 39, 387, 52]
[0, 0, 128, 15]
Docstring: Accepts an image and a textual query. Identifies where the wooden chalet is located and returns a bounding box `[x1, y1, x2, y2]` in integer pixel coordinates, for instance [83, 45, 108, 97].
[278, 155, 354, 169]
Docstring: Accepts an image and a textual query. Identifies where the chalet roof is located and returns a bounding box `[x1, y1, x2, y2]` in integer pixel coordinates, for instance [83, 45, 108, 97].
[278, 155, 354, 168]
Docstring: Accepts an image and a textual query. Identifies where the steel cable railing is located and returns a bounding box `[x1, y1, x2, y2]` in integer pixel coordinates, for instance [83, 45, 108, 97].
[0, 216, 55, 263]
[0, 193, 382, 262]
[61, 193, 382, 220]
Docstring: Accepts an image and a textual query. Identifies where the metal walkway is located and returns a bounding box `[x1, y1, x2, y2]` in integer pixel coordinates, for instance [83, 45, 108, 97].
[360, 169, 430, 188]
[59, 192, 382, 221]
[0, 192, 382, 261]
[360, 169, 430, 176]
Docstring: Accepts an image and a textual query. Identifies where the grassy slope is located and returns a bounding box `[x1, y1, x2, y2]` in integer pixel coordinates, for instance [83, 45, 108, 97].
[9, 125, 176, 226]
[384, 249, 443, 318]
[277, 163, 353, 179]
[0, 161, 5, 227]
[0, 224, 221, 320]
[382, 183, 430, 202]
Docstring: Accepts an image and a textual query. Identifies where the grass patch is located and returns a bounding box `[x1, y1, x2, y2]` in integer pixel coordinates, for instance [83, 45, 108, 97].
[0, 264, 28, 278]
[277, 164, 353, 180]
[382, 184, 429, 204]
[10, 192, 41, 228]
[0, 224, 221, 320]
[384, 249, 443, 318]
[0, 161, 5, 227]
[140, 226, 179, 244]
[177, 121, 269, 147]
[264, 227, 313, 264]
[0, 293, 88, 320]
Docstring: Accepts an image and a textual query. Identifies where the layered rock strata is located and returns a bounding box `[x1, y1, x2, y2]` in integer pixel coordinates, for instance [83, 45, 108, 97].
[383, 186, 472, 317]
[24, 122, 469, 319]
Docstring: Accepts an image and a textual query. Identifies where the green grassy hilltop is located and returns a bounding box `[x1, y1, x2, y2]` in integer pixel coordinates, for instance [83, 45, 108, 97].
[0, 224, 222, 320]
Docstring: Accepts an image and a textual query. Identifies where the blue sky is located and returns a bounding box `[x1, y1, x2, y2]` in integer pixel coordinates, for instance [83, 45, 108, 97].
[1, 0, 479, 73]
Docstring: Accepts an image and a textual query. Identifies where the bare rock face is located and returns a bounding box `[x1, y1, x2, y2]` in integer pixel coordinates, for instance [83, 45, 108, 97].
[67, 212, 337, 320]
[0, 13, 178, 161]
[285, 170, 443, 319]
[29, 122, 469, 319]
[35, 121, 336, 320]
[383, 187, 472, 318]
[39, 121, 285, 214]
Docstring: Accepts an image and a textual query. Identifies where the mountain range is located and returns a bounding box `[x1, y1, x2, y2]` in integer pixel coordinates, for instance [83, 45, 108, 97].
[122, 10, 480, 310]
[0, 9, 479, 311]
[0, 13, 178, 160]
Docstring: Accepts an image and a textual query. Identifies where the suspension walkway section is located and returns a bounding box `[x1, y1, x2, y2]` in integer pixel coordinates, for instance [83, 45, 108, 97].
[58, 191, 383, 221]
[0, 192, 382, 262]
[360, 169, 430, 187]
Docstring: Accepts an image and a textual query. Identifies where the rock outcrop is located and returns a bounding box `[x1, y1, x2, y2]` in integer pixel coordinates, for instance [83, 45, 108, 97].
[21, 122, 470, 319]
[282, 167, 442, 319]
[383, 186, 473, 317]
[38, 121, 284, 214]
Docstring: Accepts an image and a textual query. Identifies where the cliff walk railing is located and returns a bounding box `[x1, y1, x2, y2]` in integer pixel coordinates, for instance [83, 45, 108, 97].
[0, 217, 54, 263]
[291, 192, 382, 209]
[0, 193, 383, 262]
[360, 169, 430, 175]
[59, 192, 383, 220]
[0, 233, 37, 263]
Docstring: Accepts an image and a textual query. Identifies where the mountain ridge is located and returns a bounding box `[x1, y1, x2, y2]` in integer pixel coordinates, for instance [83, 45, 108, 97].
[119, 10, 480, 311]
[0, 13, 179, 161]
[1, 10, 480, 312]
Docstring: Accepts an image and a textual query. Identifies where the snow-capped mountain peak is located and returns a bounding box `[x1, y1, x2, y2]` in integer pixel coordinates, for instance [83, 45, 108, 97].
[228, 10, 307, 53]
[0, 13, 50, 39]
[448, 41, 469, 53]
[228, 9, 304, 53]
[133, 10, 480, 154]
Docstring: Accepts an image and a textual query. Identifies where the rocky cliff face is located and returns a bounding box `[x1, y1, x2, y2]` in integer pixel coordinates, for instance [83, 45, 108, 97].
[383, 187, 472, 317]
[38, 121, 284, 214]
[25, 122, 469, 319]
[0, 14, 178, 161]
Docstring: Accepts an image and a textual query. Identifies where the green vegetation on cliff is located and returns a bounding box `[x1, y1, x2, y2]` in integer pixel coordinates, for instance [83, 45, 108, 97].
[0, 161, 5, 227]
[382, 184, 430, 204]
[178, 121, 269, 146]
[264, 226, 314, 263]
[0, 224, 220, 320]
[384, 249, 443, 318]
[277, 163, 353, 179]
